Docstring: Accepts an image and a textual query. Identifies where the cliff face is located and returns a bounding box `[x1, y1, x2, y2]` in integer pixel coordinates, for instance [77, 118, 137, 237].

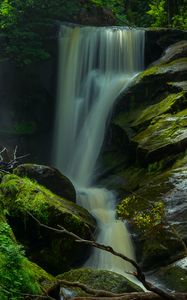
[1, 26, 186, 163]
[101, 38, 187, 291]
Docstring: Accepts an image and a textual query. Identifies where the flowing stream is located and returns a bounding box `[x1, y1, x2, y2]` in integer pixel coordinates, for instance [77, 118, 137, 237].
[53, 24, 145, 281]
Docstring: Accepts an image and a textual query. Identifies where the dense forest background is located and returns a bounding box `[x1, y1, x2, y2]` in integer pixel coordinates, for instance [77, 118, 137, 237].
[0, 0, 186, 65]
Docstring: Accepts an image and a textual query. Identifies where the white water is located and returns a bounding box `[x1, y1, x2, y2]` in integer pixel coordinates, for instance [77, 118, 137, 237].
[53, 25, 144, 281]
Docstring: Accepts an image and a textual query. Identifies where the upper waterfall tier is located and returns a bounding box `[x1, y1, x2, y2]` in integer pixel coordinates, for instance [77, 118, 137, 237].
[53, 25, 145, 187]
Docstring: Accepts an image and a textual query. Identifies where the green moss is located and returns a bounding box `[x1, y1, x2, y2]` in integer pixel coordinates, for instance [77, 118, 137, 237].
[132, 92, 186, 129]
[140, 58, 187, 78]
[58, 268, 142, 294]
[0, 174, 50, 222]
[0, 174, 92, 229]
[0, 218, 42, 299]
[132, 110, 187, 154]
[0, 174, 96, 274]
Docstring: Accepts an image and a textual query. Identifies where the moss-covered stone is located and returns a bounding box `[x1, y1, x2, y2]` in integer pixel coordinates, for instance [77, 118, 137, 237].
[57, 268, 142, 296]
[152, 258, 187, 292]
[132, 110, 187, 163]
[116, 152, 187, 270]
[13, 163, 76, 201]
[0, 174, 96, 274]
[100, 36, 187, 288]
[132, 92, 186, 130]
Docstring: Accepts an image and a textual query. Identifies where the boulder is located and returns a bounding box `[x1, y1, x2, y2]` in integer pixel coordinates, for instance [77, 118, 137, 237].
[14, 163, 76, 201]
[57, 268, 143, 296]
[0, 174, 96, 274]
[151, 258, 187, 293]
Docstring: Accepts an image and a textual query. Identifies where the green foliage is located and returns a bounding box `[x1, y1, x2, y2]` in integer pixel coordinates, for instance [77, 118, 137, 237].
[0, 220, 41, 299]
[117, 195, 165, 233]
[147, 0, 187, 29]
[147, 0, 167, 27]
[172, 5, 187, 29]
[125, 0, 151, 27]
[0, 0, 186, 64]
[0, 0, 80, 65]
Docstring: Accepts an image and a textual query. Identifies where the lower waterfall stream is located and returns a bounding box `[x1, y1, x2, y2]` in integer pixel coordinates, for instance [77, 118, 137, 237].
[53, 24, 145, 284]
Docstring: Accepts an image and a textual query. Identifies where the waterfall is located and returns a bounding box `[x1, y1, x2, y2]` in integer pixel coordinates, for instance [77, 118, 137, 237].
[53, 25, 145, 281]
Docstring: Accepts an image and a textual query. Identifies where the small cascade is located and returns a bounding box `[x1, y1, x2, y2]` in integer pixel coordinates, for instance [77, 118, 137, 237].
[53, 25, 145, 280]
[77, 187, 134, 276]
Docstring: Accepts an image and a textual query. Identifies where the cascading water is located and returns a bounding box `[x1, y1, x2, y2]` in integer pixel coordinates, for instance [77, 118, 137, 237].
[53, 25, 144, 281]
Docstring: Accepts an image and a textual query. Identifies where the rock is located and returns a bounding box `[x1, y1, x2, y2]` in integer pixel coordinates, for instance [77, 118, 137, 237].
[14, 163, 76, 202]
[116, 146, 187, 271]
[132, 108, 187, 163]
[113, 55, 187, 165]
[57, 268, 143, 295]
[104, 39, 187, 275]
[152, 40, 187, 65]
[0, 174, 96, 274]
[151, 257, 187, 292]
[145, 28, 187, 66]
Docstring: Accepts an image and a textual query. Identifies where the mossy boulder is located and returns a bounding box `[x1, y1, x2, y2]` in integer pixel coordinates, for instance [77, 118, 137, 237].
[0, 174, 96, 274]
[57, 268, 142, 296]
[14, 163, 76, 202]
[152, 257, 187, 292]
[0, 213, 58, 299]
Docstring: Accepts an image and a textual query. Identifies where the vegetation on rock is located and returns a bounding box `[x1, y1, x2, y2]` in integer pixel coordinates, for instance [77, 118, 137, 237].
[58, 268, 142, 295]
[0, 173, 96, 274]
[102, 41, 187, 274]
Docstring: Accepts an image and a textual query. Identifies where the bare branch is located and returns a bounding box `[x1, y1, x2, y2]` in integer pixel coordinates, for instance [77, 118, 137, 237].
[13, 145, 18, 160]
[70, 294, 187, 300]
[59, 279, 125, 297]
[28, 212, 177, 300]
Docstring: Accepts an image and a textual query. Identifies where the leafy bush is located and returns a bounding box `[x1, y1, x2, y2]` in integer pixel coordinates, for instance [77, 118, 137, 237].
[147, 0, 167, 27]
[117, 195, 165, 233]
[0, 219, 41, 299]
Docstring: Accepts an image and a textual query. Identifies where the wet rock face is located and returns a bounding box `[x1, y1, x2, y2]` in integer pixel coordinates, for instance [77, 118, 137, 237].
[152, 40, 187, 66]
[103, 40, 187, 275]
[145, 29, 187, 67]
[165, 164, 187, 242]
[151, 257, 187, 292]
[14, 163, 76, 202]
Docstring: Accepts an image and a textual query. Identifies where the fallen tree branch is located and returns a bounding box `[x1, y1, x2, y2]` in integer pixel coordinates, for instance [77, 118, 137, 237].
[59, 280, 187, 300]
[69, 294, 187, 300]
[28, 212, 178, 300]
[59, 279, 126, 297]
